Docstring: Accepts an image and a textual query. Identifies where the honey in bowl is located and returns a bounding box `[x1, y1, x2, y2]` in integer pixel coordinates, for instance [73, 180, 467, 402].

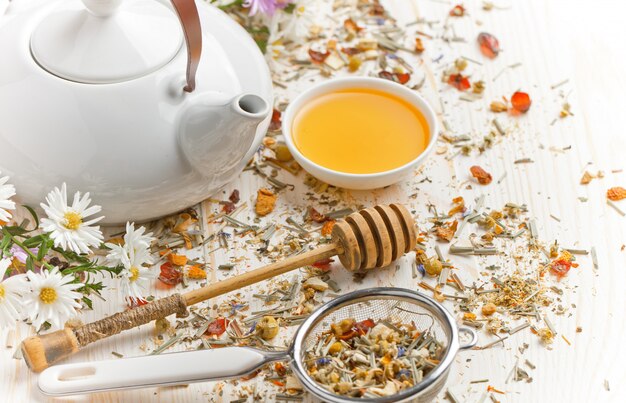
[291, 88, 430, 174]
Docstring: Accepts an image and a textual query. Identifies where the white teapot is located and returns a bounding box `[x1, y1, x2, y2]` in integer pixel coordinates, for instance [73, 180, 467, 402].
[0, 0, 272, 223]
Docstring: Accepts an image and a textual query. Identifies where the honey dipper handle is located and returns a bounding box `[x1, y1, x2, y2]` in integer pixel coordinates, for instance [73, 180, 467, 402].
[21, 294, 188, 372]
[183, 243, 339, 305]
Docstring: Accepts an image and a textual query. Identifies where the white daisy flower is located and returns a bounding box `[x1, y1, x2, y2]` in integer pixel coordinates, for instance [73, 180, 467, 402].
[106, 222, 155, 303]
[120, 265, 155, 304]
[22, 267, 82, 330]
[0, 172, 16, 224]
[105, 222, 153, 268]
[40, 183, 104, 254]
[0, 259, 28, 329]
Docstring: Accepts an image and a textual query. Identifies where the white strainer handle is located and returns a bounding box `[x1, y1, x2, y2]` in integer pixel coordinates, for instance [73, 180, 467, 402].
[458, 326, 478, 350]
[38, 347, 286, 396]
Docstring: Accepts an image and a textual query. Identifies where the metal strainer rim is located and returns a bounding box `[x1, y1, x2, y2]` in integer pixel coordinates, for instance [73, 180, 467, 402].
[290, 287, 461, 403]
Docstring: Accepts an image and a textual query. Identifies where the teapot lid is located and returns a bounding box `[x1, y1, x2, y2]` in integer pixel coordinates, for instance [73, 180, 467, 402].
[30, 0, 183, 84]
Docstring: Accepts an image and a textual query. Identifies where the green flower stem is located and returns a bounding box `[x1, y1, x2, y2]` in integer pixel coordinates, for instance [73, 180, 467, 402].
[2, 228, 54, 271]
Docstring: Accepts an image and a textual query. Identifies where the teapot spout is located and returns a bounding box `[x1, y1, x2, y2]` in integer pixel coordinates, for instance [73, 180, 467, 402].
[178, 93, 270, 177]
[234, 93, 269, 119]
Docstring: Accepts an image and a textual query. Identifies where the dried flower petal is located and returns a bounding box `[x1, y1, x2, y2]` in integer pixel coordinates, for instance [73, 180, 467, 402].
[205, 317, 228, 337]
[268, 109, 281, 132]
[167, 253, 187, 266]
[255, 188, 277, 216]
[434, 220, 458, 242]
[378, 70, 411, 84]
[187, 265, 206, 280]
[158, 262, 182, 285]
[308, 207, 327, 223]
[477, 32, 500, 58]
[343, 18, 362, 33]
[415, 37, 425, 53]
[607, 186, 626, 201]
[511, 91, 532, 113]
[580, 171, 593, 185]
[447, 74, 471, 91]
[321, 220, 336, 236]
[448, 196, 466, 216]
[470, 165, 493, 185]
[308, 49, 330, 64]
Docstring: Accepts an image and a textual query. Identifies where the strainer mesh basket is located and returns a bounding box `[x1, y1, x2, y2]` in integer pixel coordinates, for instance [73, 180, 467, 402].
[296, 293, 456, 403]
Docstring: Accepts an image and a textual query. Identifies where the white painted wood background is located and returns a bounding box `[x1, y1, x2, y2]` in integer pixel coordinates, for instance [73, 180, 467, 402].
[1, 0, 625, 402]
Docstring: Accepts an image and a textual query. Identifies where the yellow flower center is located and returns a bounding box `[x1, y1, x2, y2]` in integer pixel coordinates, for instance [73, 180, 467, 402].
[63, 211, 83, 230]
[129, 267, 139, 282]
[39, 287, 57, 304]
[0, 284, 5, 299]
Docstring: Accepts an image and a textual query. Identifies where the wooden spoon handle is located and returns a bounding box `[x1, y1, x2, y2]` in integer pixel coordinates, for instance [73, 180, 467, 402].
[184, 242, 339, 305]
[21, 242, 339, 372]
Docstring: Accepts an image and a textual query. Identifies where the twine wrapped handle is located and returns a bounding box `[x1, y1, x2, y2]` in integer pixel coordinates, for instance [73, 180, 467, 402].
[75, 294, 188, 345]
[21, 294, 188, 373]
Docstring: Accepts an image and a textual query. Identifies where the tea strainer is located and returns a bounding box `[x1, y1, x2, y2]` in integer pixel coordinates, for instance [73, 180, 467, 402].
[38, 288, 477, 402]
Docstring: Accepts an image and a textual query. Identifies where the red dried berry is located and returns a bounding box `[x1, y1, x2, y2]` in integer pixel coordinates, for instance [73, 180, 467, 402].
[354, 319, 376, 335]
[158, 262, 182, 285]
[128, 298, 149, 308]
[308, 49, 330, 64]
[447, 74, 471, 91]
[550, 259, 574, 280]
[511, 91, 532, 113]
[308, 207, 327, 223]
[395, 72, 411, 84]
[229, 189, 240, 204]
[221, 201, 236, 214]
[205, 318, 229, 336]
[477, 32, 500, 59]
[268, 109, 281, 132]
[378, 71, 411, 85]
[312, 258, 334, 270]
[449, 4, 465, 16]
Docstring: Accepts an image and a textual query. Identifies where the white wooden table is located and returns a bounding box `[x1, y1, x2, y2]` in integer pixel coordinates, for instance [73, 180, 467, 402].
[2, 0, 625, 402]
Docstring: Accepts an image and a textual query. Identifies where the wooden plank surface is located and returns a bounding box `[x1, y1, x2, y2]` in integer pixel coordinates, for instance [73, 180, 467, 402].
[1, 0, 625, 402]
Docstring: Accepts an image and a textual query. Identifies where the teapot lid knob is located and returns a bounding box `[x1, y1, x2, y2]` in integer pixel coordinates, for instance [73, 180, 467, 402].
[81, 0, 123, 17]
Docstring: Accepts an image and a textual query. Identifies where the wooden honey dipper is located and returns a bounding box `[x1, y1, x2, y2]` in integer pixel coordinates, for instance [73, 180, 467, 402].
[21, 204, 416, 372]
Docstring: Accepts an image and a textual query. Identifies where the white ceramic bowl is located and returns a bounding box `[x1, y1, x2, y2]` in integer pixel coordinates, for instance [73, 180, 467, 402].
[283, 77, 439, 190]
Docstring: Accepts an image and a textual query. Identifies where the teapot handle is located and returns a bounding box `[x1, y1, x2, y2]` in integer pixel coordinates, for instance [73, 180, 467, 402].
[170, 0, 202, 93]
